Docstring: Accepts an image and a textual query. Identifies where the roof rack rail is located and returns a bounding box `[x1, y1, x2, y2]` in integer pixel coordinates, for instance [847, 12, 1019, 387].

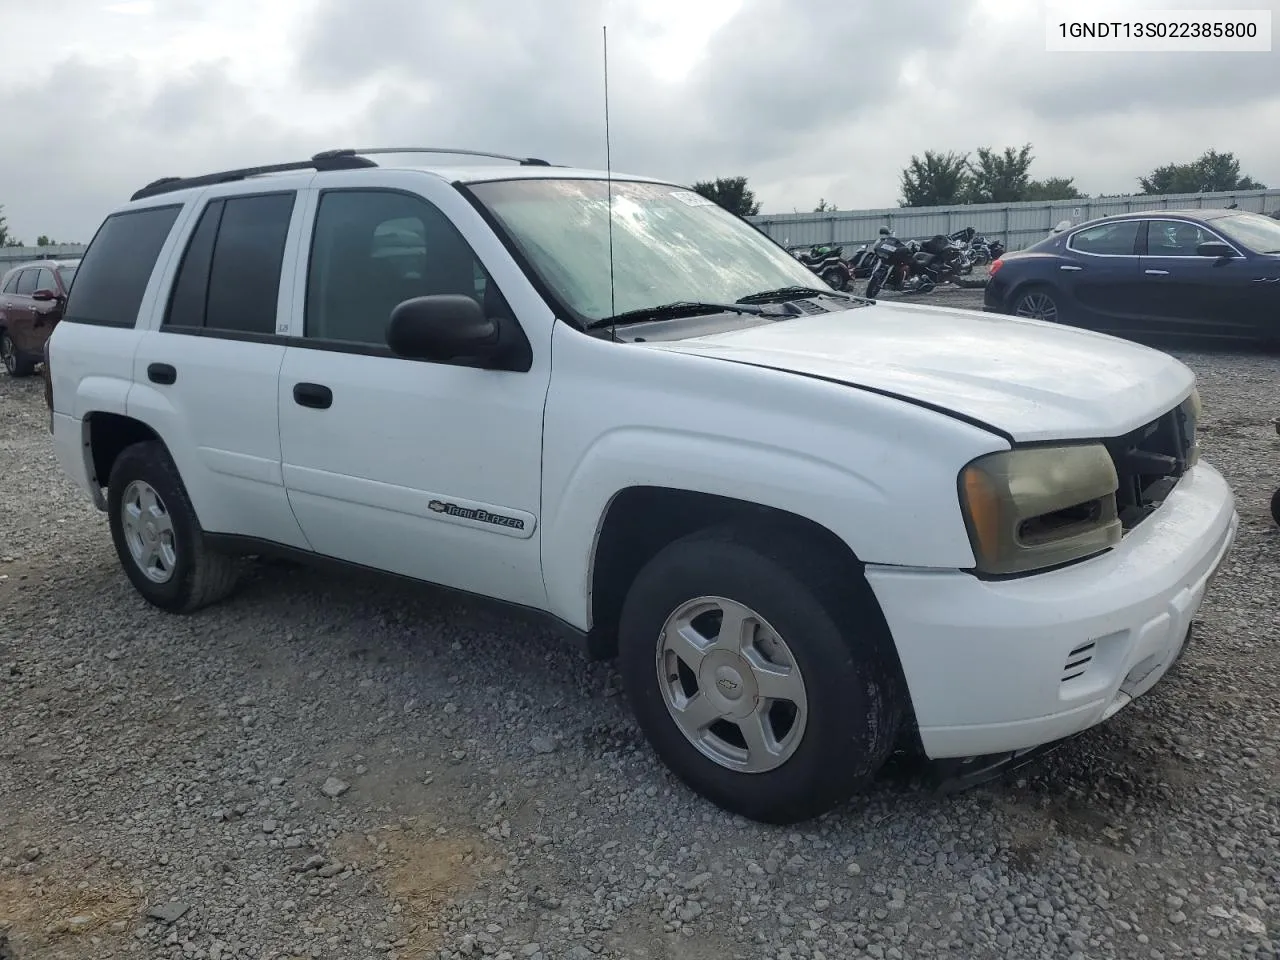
[129, 151, 378, 202]
[323, 147, 553, 166]
[128, 146, 555, 202]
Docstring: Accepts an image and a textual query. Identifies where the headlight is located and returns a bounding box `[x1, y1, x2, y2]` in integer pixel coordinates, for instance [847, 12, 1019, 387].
[958, 444, 1122, 576]
[1179, 386, 1201, 467]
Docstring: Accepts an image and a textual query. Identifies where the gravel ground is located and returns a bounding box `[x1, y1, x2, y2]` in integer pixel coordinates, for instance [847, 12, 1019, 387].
[1, 314, 1278, 960]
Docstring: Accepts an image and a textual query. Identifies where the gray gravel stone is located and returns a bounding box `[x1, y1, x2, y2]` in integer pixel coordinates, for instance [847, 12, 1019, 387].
[1, 335, 1277, 959]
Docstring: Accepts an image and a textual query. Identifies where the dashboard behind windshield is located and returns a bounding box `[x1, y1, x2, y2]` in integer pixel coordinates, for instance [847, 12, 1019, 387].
[465, 178, 825, 325]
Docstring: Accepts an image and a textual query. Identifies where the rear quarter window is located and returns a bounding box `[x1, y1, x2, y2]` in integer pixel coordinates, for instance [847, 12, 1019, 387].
[62, 204, 183, 327]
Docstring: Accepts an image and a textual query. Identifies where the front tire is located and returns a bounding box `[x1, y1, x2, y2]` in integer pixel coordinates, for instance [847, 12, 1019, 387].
[617, 524, 904, 824]
[107, 441, 241, 612]
[1270, 486, 1280, 527]
[865, 270, 884, 298]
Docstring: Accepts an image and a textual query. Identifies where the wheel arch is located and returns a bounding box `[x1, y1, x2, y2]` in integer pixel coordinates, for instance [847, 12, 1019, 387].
[85, 410, 166, 493]
[595, 488, 924, 767]
[586, 486, 882, 658]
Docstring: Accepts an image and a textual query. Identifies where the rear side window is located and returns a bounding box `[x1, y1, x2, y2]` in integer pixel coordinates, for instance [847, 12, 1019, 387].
[62, 205, 181, 327]
[164, 192, 295, 335]
[165, 200, 224, 329]
[1067, 221, 1140, 256]
[1, 272, 17, 294]
[14, 270, 37, 295]
[207, 193, 295, 334]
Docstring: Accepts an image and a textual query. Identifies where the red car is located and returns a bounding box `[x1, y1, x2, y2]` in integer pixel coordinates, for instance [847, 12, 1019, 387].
[0, 258, 79, 376]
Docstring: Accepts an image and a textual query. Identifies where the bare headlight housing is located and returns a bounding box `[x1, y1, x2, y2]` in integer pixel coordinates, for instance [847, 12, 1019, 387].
[958, 444, 1122, 576]
[1179, 386, 1201, 467]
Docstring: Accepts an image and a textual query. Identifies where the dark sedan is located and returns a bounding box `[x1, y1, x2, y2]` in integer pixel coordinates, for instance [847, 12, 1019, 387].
[984, 209, 1280, 345]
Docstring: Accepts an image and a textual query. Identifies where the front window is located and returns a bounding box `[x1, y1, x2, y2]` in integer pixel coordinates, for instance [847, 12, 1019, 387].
[56, 262, 79, 290]
[1146, 220, 1218, 257]
[466, 178, 825, 323]
[1213, 212, 1280, 254]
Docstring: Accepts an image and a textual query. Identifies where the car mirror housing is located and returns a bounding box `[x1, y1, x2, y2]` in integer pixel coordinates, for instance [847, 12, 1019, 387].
[1195, 241, 1235, 260]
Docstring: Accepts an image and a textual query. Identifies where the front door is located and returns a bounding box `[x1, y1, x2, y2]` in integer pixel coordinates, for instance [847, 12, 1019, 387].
[1138, 218, 1255, 339]
[29, 266, 65, 343]
[277, 179, 551, 609]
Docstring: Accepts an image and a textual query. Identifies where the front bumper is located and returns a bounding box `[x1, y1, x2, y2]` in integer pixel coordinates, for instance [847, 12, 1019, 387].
[866, 461, 1237, 759]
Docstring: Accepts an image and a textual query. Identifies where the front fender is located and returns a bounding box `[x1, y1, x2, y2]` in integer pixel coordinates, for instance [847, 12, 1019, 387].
[538, 325, 1012, 631]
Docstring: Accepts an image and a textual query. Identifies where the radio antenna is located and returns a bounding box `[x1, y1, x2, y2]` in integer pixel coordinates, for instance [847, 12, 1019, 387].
[603, 24, 617, 334]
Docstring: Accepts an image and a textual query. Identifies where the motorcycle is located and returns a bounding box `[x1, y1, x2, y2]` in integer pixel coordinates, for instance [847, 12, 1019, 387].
[947, 226, 1007, 270]
[909, 233, 969, 290]
[795, 244, 853, 291]
[863, 228, 917, 297]
[865, 227, 973, 297]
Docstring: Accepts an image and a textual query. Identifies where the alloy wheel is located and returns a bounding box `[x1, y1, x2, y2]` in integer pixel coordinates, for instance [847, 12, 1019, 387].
[1015, 292, 1059, 323]
[120, 479, 178, 584]
[655, 596, 808, 774]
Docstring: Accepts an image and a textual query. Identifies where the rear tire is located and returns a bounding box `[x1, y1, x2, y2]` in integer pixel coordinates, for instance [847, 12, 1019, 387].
[1, 331, 35, 377]
[617, 523, 904, 824]
[1012, 284, 1062, 324]
[106, 441, 241, 613]
[1270, 487, 1280, 527]
[821, 267, 849, 292]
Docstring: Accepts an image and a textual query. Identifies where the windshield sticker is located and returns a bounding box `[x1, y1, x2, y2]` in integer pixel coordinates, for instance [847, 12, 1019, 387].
[669, 190, 716, 207]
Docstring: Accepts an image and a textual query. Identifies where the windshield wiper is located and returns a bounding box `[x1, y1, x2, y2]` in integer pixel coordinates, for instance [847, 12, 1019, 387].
[736, 285, 854, 304]
[584, 300, 765, 330]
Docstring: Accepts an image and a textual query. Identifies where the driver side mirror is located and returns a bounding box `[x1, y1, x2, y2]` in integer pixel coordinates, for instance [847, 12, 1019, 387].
[1195, 241, 1236, 260]
[31, 288, 58, 302]
[387, 295, 498, 365]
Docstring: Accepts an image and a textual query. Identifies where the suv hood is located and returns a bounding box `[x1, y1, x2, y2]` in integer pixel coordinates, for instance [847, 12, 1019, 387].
[644, 300, 1194, 443]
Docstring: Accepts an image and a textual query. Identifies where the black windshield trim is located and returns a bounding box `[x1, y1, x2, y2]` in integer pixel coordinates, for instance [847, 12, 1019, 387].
[454, 180, 594, 332]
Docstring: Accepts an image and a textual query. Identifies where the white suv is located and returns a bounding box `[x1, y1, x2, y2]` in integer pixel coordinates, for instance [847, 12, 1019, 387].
[45, 148, 1238, 824]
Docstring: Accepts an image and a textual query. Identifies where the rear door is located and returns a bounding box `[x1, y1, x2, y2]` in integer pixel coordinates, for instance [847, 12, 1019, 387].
[5, 268, 41, 353]
[130, 183, 312, 550]
[1138, 218, 1255, 339]
[1061, 220, 1145, 329]
[0, 269, 21, 333]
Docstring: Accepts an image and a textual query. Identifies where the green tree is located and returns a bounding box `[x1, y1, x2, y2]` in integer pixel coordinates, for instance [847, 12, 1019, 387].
[1139, 149, 1265, 195]
[36, 235, 55, 246]
[690, 177, 761, 217]
[965, 144, 1035, 204]
[0, 206, 21, 247]
[1023, 177, 1085, 201]
[813, 198, 838, 212]
[899, 150, 971, 207]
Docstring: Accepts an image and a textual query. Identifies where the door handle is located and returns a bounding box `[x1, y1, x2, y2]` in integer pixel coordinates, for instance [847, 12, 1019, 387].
[293, 382, 333, 409]
[1144, 269, 1170, 276]
[1059, 265, 1082, 271]
[147, 362, 177, 385]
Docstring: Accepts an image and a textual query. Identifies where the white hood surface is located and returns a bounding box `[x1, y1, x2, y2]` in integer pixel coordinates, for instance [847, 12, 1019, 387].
[646, 300, 1195, 443]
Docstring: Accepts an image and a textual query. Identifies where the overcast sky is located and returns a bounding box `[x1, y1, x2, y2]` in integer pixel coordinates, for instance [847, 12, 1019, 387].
[2, 0, 1278, 242]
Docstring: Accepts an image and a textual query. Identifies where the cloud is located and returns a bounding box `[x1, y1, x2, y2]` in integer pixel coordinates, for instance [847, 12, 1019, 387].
[0, 0, 1277, 240]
